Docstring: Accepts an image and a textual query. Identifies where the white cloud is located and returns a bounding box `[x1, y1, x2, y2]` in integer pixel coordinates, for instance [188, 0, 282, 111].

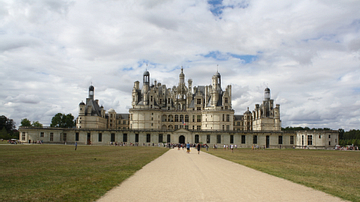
[0, 0, 359, 130]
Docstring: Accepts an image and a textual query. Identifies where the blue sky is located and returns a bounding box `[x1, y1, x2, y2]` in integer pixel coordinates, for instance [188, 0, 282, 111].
[0, 0, 360, 130]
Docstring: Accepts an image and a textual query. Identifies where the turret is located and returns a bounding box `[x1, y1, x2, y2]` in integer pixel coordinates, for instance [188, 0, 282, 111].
[264, 88, 270, 100]
[79, 101, 85, 116]
[179, 67, 185, 85]
[89, 85, 94, 100]
[143, 70, 150, 87]
[211, 71, 221, 106]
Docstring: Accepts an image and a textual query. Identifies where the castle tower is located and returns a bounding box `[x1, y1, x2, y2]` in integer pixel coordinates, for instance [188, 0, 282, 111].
[211, 71, 221, 106]
[142, 70, 150, 104]
[264, 87, 270, 100]
[89, 85, 94, 100]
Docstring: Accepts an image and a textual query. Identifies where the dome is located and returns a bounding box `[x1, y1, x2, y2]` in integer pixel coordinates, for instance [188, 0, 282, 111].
[108, 108, 115, 113]
[265, 87, 270, 92]
[79, 101, 85, 105]
[89, 85, 94, 91]
[143, 70, 150, 76]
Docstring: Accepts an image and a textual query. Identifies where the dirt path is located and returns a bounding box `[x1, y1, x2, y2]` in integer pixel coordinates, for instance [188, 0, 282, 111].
[97, 148, 346, 202]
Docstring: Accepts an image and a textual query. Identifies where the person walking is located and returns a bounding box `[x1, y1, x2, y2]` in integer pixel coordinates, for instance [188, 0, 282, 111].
[197, 143, 201, 154]
[186, 142, 190, 153]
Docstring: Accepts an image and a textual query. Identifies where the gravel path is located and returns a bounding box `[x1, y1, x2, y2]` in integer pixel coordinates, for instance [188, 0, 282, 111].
[97, 148, 347, 202]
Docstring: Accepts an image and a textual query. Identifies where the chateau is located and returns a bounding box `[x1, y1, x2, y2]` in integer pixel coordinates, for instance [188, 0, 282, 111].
[77, 68, 281, 132]
[19, 68, 338, 149]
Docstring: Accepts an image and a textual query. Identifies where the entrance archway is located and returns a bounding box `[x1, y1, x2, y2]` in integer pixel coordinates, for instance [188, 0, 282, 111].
[179, 135, 185, 144]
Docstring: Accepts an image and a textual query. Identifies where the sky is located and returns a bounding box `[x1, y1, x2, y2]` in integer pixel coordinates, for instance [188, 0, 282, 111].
[1, 0, 359, 131]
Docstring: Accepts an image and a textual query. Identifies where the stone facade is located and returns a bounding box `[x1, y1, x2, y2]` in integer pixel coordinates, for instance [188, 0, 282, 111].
[18, 68, 339, 149]
[18, 127, 339, 149]
[75, 68, 281, 132]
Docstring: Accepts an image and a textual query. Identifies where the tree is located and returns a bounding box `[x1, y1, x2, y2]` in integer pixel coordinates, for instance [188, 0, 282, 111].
[50, 113, 75, 128]
[32, 121, 43, 128]
[0, 115, 16, 131]
[338, 128, 344, 140]
[21, 118, 32, 127]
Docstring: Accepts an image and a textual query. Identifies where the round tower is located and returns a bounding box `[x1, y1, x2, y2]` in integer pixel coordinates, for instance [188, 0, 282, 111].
[264, 87, 270, 100]
[143, 70, 150, 87]
[89, 85, 94, 100]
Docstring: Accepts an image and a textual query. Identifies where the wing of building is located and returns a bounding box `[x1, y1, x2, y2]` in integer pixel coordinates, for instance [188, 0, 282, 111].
[19, 68, 339, 149]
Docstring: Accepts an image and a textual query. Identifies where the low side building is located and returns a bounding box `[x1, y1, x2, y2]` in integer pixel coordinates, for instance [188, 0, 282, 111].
[19, 127, 339, 149]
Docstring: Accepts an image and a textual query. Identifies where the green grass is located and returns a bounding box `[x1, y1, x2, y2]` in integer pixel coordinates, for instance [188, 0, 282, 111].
[0, 145, 168, 202]
[206, 148, 360, 202]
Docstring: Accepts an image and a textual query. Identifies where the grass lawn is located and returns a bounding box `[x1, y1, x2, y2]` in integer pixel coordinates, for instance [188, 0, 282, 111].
[206, 148, 360, 202]
[0, 145, 168, 202]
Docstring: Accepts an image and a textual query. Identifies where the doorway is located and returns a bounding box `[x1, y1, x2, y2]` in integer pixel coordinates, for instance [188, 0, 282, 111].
[266, 136, 269, 148]
[87, 133, 91, 145]
[179, 135, 185, 144]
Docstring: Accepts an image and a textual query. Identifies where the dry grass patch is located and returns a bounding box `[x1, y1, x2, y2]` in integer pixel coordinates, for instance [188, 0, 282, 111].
[0, 145, 168, 202]
[207, 148, 360, 202]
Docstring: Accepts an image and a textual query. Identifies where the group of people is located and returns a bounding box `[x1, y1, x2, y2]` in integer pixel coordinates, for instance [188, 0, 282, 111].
[173, 142, 208, 154]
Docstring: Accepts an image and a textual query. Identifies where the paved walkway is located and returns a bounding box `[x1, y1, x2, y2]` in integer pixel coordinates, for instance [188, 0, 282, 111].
[97, 148, 346, 202]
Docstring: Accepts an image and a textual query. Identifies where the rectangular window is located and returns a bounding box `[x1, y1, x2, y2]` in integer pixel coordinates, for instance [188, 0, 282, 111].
[22, 132, 25, 140]
[197, 99, 201, 104]
[278, 136, 283, 144]
[197, 115, 201, 122]
[63, 133, 67, 142]
[185, 125, 189, 129]
[329, 141, 331, 145]
[98, 133, 102, 142]
[135, 134, 139, 142]
[123, 120, 126, 124]
[253, 135, 257, 144]
[175, 115, 179, 122]
[230, 135, 234, 144]
[226, 114, 230, 122]
[185, 115, 189, 122]
[197, 126, 201, 130]
[192, 115, 195, 122]
[226, 125, 230, 131]
[197, 107, 201, 111]
[50, 133, 53, 141]
[207, 135, 210, 143]
[167, 134, 171, 143]
[329, 135, 331, 138]
[308, 135, 312, 145]
[159, 134, 163, 143]
[237, 122, 240, 126]
[76, 133, 79, 141]
[225, 98, 228, 103]
[175, 125, 178, 130]
[290, 136, 294, 144]
[146, 134, 151, 143]
[123, 133, 127, 142]
[195, 135, 199, 143]
[241, 135, 245, 144]
[217, 135, 221, 143]
[40, 132, 44, 137]
[111, 133, 115, 142]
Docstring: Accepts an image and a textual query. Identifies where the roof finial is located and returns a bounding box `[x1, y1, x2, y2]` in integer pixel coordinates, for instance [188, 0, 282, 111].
[217, 64, 219, 73]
